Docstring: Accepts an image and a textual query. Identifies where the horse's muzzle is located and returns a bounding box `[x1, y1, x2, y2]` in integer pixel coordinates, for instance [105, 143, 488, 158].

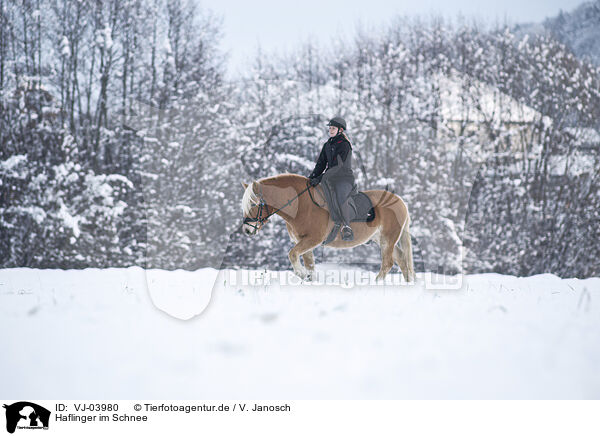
[243, 224, 257, 236]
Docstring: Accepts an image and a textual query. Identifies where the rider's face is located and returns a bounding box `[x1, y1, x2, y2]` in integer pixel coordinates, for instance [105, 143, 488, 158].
[328, 126, 339, 137]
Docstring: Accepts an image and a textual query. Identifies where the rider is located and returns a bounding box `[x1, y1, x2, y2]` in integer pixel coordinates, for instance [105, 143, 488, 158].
[308, 116, 355, 241]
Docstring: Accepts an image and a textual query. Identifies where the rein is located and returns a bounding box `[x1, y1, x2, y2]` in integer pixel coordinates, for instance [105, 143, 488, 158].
[307, 182, 325, 208]
[243, 181, 312, 230]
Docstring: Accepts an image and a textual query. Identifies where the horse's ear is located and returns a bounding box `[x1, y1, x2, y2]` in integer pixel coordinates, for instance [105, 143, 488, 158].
[242, 182, 248, 189]
[252, 181, 259, 192]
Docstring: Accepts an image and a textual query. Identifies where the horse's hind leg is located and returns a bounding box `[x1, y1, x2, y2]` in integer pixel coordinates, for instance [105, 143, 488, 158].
[393, 245, 409, 281]
[393, 223, 414, 282]
[376, 236, 395, 281]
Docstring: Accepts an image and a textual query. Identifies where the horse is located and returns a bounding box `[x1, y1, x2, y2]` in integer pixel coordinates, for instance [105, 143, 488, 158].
[241, 173, 414, 282]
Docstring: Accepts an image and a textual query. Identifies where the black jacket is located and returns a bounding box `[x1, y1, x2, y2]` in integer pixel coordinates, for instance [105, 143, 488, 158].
[309, 133, 353, 180]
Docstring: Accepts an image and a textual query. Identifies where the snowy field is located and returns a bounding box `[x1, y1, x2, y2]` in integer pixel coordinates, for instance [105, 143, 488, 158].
[1, 265, 599, 399]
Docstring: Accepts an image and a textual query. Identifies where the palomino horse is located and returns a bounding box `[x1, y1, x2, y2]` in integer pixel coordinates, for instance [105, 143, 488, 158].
[241, 173, 414, 282]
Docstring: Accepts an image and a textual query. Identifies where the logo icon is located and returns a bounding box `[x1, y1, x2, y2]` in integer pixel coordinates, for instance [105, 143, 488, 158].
[3, 402, 50, 434]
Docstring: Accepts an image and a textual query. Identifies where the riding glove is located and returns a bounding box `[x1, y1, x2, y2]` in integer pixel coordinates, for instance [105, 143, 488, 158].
[309, 175, 322, 186]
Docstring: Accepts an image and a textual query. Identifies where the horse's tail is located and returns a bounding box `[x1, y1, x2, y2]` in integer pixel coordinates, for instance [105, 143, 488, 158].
[398, 215, 415, 282]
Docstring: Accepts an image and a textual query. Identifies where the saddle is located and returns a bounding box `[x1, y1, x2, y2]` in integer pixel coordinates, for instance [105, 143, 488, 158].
[308, 182, 375, 245]
[349, 191, 376, 223]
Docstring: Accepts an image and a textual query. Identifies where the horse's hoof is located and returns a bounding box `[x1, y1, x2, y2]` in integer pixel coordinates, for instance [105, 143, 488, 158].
[293, 268, 309, 281]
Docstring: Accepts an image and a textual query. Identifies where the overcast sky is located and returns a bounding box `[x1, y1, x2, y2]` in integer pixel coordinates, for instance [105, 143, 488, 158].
[199, 0, 585, 76]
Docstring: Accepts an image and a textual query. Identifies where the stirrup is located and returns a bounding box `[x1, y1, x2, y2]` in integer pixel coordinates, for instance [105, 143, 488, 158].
[341, 225, 354, 241]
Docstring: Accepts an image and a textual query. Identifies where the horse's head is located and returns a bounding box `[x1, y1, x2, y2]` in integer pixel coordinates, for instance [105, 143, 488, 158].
[241, 181, 270, 236]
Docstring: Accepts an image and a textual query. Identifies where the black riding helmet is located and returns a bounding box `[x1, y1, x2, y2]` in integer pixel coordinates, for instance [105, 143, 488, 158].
[327, 116, 347, 130]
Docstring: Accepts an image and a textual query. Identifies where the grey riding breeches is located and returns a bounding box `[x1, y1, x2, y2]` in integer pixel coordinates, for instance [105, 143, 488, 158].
[322, 178, 354, 227]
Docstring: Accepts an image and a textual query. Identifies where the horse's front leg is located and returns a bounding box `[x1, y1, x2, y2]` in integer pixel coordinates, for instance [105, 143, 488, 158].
[289, 238, 320, 280]
[302, 251, 315, 279]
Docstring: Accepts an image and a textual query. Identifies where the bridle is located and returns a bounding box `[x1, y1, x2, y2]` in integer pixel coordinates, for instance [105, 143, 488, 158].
[243, 190, 270, 232]
[243, 181, 312, 232]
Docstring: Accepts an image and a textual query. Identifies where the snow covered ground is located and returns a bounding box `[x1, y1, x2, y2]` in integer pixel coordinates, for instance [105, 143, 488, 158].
[1, 265, 599, 399]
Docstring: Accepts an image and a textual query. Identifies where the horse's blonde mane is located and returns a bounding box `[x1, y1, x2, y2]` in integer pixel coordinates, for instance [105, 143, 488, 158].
[242, 182, 259, 215]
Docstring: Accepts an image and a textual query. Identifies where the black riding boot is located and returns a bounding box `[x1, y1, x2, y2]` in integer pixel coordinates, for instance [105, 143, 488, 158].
[336, 184, 354, 241]
[320, 177, 355, 244]
[341, 224, 354, 241]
